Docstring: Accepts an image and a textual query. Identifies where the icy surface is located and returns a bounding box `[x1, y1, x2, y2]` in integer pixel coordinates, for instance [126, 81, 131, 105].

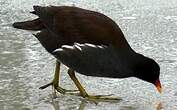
[0, 0, 177, 109]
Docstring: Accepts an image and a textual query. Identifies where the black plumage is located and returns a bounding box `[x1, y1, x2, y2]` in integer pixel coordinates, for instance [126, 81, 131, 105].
[13, 5, 162, 94]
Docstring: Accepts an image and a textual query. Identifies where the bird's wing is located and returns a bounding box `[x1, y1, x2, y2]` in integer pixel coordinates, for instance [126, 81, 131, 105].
[53, 43, 110, 67]
[32, 6, 128, 47]
[13, 5, 130, 48]
[52, 43, 130, 78]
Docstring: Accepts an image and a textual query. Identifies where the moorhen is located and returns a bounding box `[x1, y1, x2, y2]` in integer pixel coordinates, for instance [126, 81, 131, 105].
[13, 5, 161, 101]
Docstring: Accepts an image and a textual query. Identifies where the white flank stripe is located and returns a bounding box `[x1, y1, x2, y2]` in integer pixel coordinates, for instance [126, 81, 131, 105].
[74, 44, 82, 51]
[53, 48, 63, 53]
[85, 43, 97, 48]
[75, 43, 84, 46]
[62, 45, 74, 49]
[97, 45, 104, 49]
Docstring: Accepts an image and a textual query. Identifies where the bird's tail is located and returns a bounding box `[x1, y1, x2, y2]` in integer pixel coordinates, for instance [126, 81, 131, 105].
[12, 5, 45, 30]
[13, 18, 44, 31]
[13, 5, 54, 31]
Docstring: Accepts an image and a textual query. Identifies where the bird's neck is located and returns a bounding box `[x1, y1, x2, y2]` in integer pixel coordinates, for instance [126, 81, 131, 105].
[113, 46, 146, 77]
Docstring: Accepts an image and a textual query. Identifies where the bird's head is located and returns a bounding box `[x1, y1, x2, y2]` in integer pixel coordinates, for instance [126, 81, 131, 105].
[134, 56, 162, 93]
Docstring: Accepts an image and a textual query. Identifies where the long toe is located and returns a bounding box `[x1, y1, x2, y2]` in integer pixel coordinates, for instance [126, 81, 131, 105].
[55, 86, 79, 95]
[39, 81, 79, 95]
[85, 95, 122, 103]
[39, 82, 53, 89]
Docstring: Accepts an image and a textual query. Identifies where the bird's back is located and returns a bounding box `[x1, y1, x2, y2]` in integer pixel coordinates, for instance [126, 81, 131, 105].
[13, 6, 132, 53]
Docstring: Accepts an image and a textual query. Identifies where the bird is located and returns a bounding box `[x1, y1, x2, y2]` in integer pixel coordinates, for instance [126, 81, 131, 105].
[13, 5, 162, 101]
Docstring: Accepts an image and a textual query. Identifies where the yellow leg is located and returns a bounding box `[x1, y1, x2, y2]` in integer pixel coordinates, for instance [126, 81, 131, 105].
[67, 69, 121, 102]
[39, 61, 78, 94]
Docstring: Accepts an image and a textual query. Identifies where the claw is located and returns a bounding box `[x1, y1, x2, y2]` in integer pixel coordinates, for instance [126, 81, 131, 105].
[39, 82, 53, 89]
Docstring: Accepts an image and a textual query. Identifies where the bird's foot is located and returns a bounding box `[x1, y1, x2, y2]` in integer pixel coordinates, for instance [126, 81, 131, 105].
[55, 86, 79, 95]
[83, 94, 122, 103]
[39, 81, 79, 94]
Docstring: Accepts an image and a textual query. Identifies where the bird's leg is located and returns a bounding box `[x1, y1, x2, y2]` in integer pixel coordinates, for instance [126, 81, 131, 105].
[67, 69, 121, 102]
[39, 61, 78, 94]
